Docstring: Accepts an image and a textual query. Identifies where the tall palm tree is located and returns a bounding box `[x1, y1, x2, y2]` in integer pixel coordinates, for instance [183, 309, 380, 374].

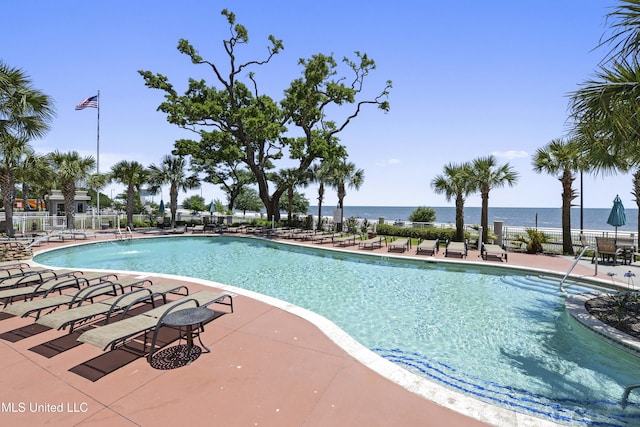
[109, 161, 148, 229]
[0, 62, 54, 236]
[148, 155, 200, 229]
[272, 167, 313, 225]
[325, 159, 364, 232]
[469, 155, 519, 243]
[47, 151, 96, 229]
[310, 162, 330, 231]
[431, 162, 474, 242]
[16, 149, 52, 211]
[532, 138, 583, 255]
[570, 1, 640, 236]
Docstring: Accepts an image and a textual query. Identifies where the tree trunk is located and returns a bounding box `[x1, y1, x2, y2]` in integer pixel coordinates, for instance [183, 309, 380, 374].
[62, 184, 76, 230]
[0, 171, 16, 237]
[455, 194, 465, 242]
[126, 184, 135, 229]
[170, 184, 178, 229]
[481, 190, 489, 243]
[561, 172, 574, 255]
[287, 187, 293, 224]
[316, 183, 324, 231]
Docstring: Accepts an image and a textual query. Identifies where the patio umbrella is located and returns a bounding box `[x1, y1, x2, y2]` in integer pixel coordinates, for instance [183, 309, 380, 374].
[158, 199, 165, 213]
[209, 200, 215, 215]
[606, 194, 626, 238]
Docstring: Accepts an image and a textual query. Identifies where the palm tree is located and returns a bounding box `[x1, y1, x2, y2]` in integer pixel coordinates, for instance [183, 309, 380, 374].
[109, 161, 149, 229]
[16, 149, 52, 212]
[273, 167, 312, 225]
[532, 138, 583, 255]
[0, 62, 54, 236]
[431, 162, 474, 242]
[324, 159, 364, 232]
[310, 162, 330, 231]
[47, 151, 96, 229]
[148, 155, 200, 229]
[469, 155, 519, 244]
[570, 1, 640, 237]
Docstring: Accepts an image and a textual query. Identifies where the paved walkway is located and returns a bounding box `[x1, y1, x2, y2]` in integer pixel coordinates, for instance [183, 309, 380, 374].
[0, 231, 633, 427]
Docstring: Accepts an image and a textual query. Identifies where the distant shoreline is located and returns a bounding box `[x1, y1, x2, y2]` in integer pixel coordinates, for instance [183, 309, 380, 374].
[305, 206, 639, 232]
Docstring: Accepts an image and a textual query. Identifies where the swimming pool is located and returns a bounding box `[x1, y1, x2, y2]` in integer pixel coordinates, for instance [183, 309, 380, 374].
[34, 236, 640, 426]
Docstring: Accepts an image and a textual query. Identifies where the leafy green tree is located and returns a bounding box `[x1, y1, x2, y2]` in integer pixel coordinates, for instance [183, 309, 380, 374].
[212, 198, 226, 214]
[47, 151, 96, 229]
[532, 138, 583, 254]
[191, 157, 256, 211]
[109, 161, 148, 229]
[234, 187, 263, 215]
[148, 155, 200, 229]
[469, 156, 519, 243]
[0, 62, 54, 235]
[182, 194, 206, 213]
[140, 9, 390, 222]
[277, 190, 310, 219]
[408, 206, 436, 223]
[86, 173, 110, 210]
[431, 162, 474, 242]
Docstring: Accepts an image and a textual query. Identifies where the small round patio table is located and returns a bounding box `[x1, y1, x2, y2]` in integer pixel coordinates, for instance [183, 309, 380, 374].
[163, 306, 215, 364]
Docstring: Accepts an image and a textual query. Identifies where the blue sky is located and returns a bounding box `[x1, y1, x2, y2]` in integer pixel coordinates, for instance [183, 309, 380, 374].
[3, 0, 630, 209]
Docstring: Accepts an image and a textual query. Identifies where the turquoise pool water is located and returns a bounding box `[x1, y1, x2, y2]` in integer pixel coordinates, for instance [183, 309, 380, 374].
[35, 236, 640, 426]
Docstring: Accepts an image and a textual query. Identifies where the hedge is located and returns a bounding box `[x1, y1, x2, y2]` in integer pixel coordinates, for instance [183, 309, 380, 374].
[376, 223, 464, 242]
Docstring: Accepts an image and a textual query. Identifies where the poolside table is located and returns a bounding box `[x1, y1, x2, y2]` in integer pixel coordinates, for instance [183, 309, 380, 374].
[163, 307, 215, 364]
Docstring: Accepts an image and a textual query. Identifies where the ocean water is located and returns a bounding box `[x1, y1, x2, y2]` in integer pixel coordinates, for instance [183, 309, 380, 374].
[307, 206, 639, 232]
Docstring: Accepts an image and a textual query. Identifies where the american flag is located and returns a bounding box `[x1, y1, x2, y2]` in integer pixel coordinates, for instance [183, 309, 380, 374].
[75, 95, 98, 110]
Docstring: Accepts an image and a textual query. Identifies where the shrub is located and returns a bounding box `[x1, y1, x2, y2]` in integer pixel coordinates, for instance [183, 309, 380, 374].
[408, 206, 436, 223]
[376, 223, 459, 242]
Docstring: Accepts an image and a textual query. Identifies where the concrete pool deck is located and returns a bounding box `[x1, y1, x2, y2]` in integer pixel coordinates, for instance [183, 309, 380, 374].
[0, 230, 635, 426]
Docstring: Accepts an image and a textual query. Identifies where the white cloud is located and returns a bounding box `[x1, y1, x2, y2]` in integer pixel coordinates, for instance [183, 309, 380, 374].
[491, 150, 529, 160]
[376, 158, 401, 167]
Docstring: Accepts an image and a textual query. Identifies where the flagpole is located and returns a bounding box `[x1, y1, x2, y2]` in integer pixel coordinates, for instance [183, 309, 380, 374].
[96, 90, 100, 227]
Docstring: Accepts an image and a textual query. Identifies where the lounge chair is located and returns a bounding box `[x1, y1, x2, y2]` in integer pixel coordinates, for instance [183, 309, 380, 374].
[0, 268, 80, 289]
[0, 272, 116, 308]
[3, 280, 127, 320]
[416, 238, 439, 255]
[0, 262, 33, 278]
[445, 240, 467, 258]
[310, 233, 337, 244]
[37, 280, 189, 333]
[359, 236, 386, 249]
[77, 290, 233, 361]
[387, 237, 409, 253]
[191, 225, 205, 234]
[481, 242, 508, 262]
[333, 234, 357, 246]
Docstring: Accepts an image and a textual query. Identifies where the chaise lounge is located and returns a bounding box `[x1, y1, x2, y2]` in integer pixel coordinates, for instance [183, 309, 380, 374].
[387, 237, 410, 253]
[359, 236, 386, 249]
[37, 280, 189, 333]
[481, 242, 508, 262]
[77, 290, 233, 362]
[416, 238, 439, 256]
[445, 240, 467, 258]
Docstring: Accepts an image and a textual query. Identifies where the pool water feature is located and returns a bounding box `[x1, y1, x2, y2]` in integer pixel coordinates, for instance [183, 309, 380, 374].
[35, 236, 640, 426]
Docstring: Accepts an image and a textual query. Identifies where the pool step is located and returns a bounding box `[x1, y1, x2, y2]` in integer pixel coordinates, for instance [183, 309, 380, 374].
[373, 347, 639, 426]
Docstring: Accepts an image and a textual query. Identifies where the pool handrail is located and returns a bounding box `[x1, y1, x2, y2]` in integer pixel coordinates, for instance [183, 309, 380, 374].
[559, 243, 590, 293]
